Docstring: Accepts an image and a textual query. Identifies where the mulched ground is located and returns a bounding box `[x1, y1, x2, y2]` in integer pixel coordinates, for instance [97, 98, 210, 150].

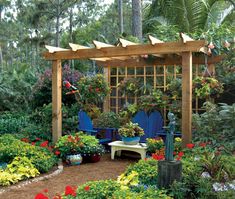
[0, 153, 137, 199]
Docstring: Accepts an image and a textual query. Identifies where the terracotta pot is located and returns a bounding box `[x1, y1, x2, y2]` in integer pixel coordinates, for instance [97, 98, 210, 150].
[82, 154, 101, 163]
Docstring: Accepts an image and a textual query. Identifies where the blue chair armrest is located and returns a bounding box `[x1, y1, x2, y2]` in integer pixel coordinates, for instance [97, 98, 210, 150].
[78, 128, 97, 135]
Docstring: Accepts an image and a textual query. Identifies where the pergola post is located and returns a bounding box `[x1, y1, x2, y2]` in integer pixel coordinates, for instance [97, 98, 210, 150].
[181, 52, 192, 147]
[103, 66, 110, 112]
[52, 60, 62, 143]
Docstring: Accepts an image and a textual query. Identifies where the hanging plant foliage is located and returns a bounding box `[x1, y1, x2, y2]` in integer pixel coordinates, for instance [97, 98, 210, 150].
[193, 77, 224, 99]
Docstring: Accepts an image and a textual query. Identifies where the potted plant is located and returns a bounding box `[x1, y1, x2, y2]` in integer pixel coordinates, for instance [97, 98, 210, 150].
[138, 90, 169, 113]
[118, 78, 140, 96]
[93, 111, 121, 128]
[118, 122, 144, 145]
[81, 144, 105, 163]
[78, 132, 105, 163]
[54, 133, 84, 165]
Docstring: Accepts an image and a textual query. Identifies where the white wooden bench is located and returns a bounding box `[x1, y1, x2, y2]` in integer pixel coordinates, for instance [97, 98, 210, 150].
[108, 141, 147, 160]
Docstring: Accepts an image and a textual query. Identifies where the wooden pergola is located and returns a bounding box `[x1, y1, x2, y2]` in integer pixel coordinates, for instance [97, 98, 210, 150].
[43, 33, 222, 147]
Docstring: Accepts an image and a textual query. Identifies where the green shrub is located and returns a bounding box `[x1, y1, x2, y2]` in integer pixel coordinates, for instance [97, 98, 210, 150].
[93, 111, 120, 128]
[114, 187, 172, 199]
[0, 134, 57, 173]
[124, 159, 158, 186]
[193, 102, 235, 149]
[74, 180, 120, 199]
[0, 112, 29, 134]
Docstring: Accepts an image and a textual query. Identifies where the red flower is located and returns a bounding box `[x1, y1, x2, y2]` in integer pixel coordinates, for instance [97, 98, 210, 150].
[95, 88, 100, 92]
[186, 143, 195, 149]
[178, 151, 184, 157]
[65, 185, 76, 196]
[40, 141, 49, 147]
[36, 137, 41, 141]
[199, 142, 207, 147]
[34, 193, 48, 199]
[21, 138, 29, 143]
[176, 156, 181, 161]
[152, 154, 165, 161]
[43, 189, 48, 193]
[84, 185, 90, 191]
[173, 151, 177, 155]
[54, 150, 60, 156]
[31, 142, 36, 146]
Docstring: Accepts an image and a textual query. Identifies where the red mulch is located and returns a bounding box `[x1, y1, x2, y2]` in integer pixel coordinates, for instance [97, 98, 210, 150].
[0, 153, 136, 199]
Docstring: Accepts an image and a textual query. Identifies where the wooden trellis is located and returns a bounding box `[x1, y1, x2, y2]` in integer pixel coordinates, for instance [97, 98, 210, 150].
[43, 33, 223, 147]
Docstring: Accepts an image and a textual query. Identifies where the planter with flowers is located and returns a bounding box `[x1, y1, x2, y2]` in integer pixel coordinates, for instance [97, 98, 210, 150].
[138, 90, 169, 113]
[193, 77, 224, 99]
[76, 74, 110, 106]
[78, 132, 105, 163]
[54, 133, 84, 165]
[118, 122, 144, 145]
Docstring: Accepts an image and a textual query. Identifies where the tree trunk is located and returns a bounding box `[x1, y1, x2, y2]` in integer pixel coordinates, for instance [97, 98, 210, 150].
[118, 0, 124, 34]
[132, 0, 142, 41]
[69, 7, 73, 42]
[55, 0, 60, 47]
[0, 45, 3, 72]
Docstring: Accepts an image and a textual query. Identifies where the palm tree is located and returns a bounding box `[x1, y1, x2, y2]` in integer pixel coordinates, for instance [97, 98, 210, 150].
[144, 0, 234, 33]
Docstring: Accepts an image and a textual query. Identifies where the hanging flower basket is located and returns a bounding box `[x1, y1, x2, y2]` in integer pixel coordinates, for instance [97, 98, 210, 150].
[193, 77, 224, 99]
[118, 78, 140, 96]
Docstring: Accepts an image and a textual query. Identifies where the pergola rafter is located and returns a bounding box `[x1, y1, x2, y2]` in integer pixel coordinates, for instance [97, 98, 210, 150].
[43, 33, 220, 147]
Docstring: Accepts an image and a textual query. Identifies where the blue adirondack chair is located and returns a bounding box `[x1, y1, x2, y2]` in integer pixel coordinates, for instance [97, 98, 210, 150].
[78, 110, 115, 144]
[132, 110, 181, 142]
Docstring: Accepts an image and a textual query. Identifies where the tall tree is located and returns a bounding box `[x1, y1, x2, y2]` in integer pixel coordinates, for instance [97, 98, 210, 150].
[132, 0, 142, 41]
[118, 0, 124, 34]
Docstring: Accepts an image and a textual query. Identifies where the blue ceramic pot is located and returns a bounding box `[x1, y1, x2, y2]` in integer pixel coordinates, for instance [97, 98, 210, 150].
[122, 136, 140, 145]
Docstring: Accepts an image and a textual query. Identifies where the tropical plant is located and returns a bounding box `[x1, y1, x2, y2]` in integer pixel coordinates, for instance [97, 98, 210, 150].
[118, 122, 144, 137]
[93, 111, 120, 128]
[144, 0, 234, 33]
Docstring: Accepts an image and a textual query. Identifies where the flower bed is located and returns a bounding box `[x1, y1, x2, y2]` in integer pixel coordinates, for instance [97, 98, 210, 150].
[0, 134, 57, 186]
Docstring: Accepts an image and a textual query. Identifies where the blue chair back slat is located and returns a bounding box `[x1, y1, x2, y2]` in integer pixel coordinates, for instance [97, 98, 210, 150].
[132, 111, 148, 142]
[78, 110, 93, 131]
[148, 111, 164, 138]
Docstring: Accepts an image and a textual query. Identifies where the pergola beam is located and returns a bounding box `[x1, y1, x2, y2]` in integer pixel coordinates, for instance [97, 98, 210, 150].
[43, 40, 206, 60]
[96, 54, 224, 67]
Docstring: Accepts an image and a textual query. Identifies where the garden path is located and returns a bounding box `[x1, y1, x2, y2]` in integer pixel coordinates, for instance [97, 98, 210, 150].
[0, 154, 135, 199]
